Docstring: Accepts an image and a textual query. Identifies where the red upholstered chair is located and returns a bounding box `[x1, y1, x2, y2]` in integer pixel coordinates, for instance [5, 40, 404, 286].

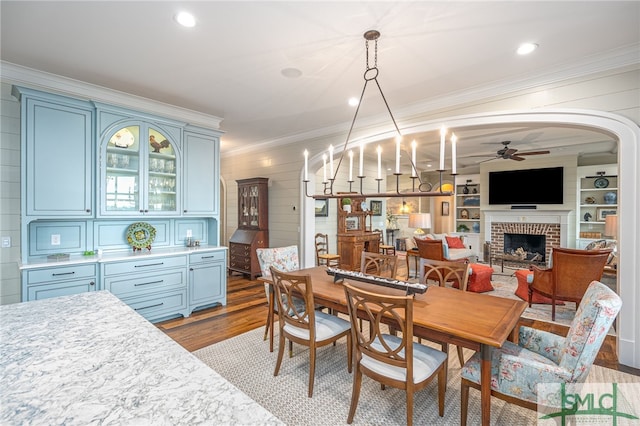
[528, 247, 611, 321]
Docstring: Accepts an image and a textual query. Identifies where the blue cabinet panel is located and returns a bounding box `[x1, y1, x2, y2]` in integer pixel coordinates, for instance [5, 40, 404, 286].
[29, 221, 86, 256]
[94, 220, 170, 250]
[183, 130, 220, 216]
[17, 88, 94, 218]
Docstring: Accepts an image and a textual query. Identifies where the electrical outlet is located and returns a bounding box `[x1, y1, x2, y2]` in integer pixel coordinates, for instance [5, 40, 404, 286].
[51, 234, 61, 245]
[186, 229, 193, 238]
[1, 236, 10, 248]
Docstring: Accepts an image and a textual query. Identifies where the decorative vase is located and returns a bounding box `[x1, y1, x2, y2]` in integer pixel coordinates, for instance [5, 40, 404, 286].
[472, 222, 480, 233]
[603, 192, 617, 205]
[463, 185, 470, 194]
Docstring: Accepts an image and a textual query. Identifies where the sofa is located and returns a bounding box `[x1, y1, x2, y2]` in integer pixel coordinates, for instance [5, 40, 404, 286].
[407, 233, 477, 261]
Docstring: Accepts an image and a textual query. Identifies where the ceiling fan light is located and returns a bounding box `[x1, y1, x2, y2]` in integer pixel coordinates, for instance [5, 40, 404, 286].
[517, 42, 538, 55]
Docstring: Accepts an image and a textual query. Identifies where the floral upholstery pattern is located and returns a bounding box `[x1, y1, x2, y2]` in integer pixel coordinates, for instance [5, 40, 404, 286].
[461, 280, 621, 406]
[256, 245, 299, 278]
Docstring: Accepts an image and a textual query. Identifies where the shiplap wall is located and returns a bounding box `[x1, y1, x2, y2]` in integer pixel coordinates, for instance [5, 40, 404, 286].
[0, 83, 21, 304]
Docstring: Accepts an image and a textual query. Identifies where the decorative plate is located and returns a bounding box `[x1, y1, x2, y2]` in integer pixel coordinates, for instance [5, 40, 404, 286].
[594, 177, 609, 188]
[109, 128, 135, 148]
[126, 222, 156, 251]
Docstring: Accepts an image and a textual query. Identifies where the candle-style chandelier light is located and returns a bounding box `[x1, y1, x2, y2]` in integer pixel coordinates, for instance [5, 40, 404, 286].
[303, 30, 458, 199]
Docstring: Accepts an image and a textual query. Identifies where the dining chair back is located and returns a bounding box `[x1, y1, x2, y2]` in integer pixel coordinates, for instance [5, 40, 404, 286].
[343, 282, 447, 426]
[270, 266, 352, 397]
[314, 233, 340, 267]
[460, 280, 622, 425]
[528, 246, 611, 320]
[418, 258, 470, 366]
[360, 251, 398, 279]
[256, 246, 301, 350]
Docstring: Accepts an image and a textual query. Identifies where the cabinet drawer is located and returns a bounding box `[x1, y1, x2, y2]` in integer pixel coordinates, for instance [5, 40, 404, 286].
[103, 255, 186, 276]
[229, 258, 250, 269]
[105, 269, 186, 298]
[27, 279, 97, 300]
[230, 244, 250, 255]
[124, 291, 188, 322]
[189, 251, 225, 264]
[27, 264, 97, 284]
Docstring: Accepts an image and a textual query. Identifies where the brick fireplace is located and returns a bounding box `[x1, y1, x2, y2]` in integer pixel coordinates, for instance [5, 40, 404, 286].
[484, 210, 571, 262]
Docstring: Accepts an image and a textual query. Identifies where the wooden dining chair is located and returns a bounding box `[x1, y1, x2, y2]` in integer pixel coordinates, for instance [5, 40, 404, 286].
[315, 233, 340, 267]
[374, 229, 396, 255]
[343, 282, 447, 426]
[419, 258, 471, 367]
[360, 251, 398, 279]
[270, 266, 352, 397]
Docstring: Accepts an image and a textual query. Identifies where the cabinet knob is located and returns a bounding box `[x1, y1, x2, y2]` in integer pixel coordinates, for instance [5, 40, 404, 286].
[140, 209, 144, 213]
[189, 267, 194, 271]
[86, 209, 91, 213]
[184, 210, 188, 213]
[90, 281, 95, 286]
[144, 209, 149, 213]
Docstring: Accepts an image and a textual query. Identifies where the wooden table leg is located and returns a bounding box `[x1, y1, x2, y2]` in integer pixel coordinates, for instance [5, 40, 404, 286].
[480, 344, 491, 426]
[268, 288, 275, 353]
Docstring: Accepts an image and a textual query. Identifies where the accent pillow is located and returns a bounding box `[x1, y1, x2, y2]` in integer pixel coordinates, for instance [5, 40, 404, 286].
[585, 239, 607, 250]
[445, 236, 466, 249]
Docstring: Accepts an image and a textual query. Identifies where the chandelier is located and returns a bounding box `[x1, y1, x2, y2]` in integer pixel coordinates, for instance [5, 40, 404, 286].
[303, 30, 457, 199]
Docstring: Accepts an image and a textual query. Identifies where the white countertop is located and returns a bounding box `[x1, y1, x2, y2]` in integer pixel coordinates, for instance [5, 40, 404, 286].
[0, 291, 282, 425]
[19, 245, 228, 269]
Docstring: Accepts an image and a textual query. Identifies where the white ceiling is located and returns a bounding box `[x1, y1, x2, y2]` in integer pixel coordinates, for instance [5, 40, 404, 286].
[2, 1, 638, 172]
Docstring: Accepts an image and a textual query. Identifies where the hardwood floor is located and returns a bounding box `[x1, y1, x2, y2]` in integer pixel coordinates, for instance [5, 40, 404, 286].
[157, 272, 640, 376]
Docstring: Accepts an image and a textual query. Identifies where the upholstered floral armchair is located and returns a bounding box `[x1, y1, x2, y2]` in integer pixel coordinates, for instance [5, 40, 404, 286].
[460, 280, 622, 424]
[256, 245, 301, 351]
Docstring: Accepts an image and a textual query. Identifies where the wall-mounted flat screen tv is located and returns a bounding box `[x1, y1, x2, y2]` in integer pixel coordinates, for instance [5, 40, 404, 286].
[488, 166, 563, 205]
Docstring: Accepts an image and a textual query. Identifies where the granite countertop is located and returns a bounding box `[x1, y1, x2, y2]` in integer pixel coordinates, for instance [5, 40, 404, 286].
[0, 291, 282, 425]
[19, 245, 228, 270]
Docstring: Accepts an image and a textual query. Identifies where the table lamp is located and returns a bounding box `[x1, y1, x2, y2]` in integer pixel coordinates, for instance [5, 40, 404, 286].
[604, 214, 618, 240]
[408, 213, 432, 236]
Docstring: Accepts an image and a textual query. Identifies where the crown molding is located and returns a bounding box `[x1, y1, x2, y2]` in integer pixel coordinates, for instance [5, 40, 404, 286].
[0, 61, 223, 131]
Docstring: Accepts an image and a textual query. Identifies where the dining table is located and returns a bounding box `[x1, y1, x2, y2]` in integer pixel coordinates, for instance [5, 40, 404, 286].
[262, 265, 527, 426]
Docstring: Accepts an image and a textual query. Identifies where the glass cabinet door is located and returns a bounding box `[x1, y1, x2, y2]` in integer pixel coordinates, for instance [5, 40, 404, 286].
[147, 127, 177, 214]
[102, 124, 179, 216]
[105, 125, 140, 213]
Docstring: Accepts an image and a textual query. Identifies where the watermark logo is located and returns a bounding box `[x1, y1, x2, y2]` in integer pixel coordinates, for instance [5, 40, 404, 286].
[537, 382, 640, 425]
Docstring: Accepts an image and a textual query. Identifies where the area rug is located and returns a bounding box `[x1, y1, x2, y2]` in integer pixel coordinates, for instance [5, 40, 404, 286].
[194, 328, 638, 426]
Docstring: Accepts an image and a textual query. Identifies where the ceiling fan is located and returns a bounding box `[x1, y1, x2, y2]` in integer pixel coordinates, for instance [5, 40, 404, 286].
[478, 141, 550, 162]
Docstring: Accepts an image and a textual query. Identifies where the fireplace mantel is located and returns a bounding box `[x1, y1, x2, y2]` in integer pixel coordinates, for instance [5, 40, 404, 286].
[484, 210, 572, 247]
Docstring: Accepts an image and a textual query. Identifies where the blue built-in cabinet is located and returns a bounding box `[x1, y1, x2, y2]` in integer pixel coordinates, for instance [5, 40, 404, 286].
[15, 86, 226, 320]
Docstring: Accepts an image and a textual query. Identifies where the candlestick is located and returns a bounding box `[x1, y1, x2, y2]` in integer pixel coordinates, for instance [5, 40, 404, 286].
[359, 142, 364, 176]
[303, 150, 309, 181]
[322, 154, 327, 183]
[451, 133, 457, 174]
[376, 145, 382, 180]
[395, 136, 401, 174]
[439, 126, 446, 170]
[411, 140, 417, 177]
[348, 150, 354, 181]
[328, 145, 334, 178]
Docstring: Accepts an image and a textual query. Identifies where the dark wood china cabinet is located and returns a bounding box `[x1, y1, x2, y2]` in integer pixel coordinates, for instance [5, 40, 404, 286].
[228, 178, 269, 279]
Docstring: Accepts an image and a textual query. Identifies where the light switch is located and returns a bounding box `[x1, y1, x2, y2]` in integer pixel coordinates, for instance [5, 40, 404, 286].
[186, 229, 193, 238]
[1, 236, 10, 248]
[51, 234, 61, 245]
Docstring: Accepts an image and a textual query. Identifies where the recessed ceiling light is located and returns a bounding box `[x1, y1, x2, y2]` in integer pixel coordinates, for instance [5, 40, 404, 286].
[348, 97, 359, 107]
[517, 42, 538, 55]
[281, 68, 302, 78]
[175, 12, 196, 28]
